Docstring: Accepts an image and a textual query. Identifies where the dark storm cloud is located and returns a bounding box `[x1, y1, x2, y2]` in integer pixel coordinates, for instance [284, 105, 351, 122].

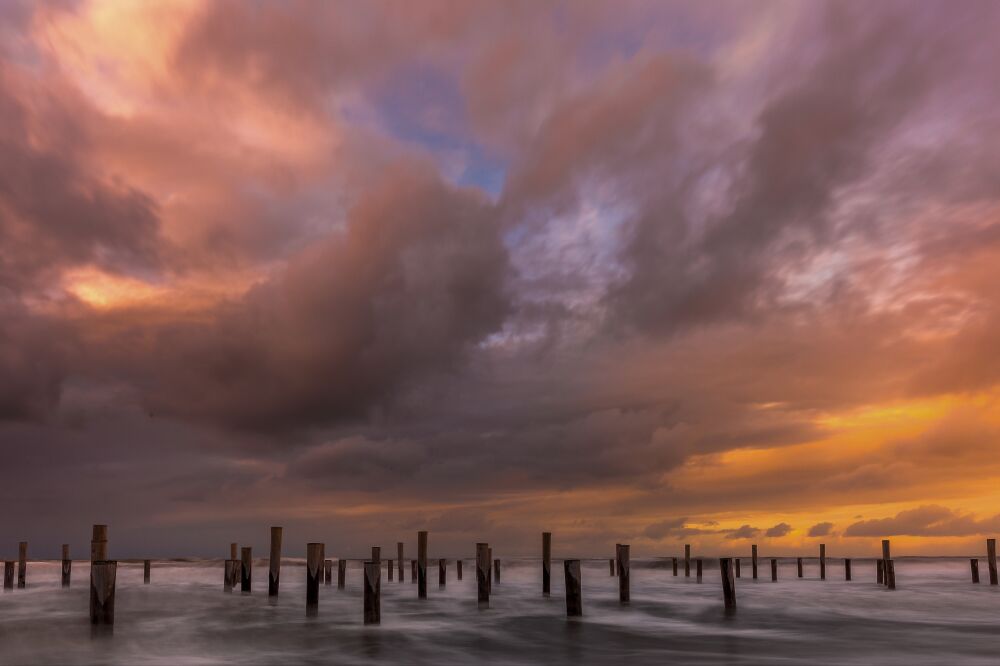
[844, 506, 1000, 538]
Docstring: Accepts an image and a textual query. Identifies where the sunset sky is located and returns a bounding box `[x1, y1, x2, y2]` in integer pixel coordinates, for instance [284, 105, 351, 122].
[2, 0, 1000, 559]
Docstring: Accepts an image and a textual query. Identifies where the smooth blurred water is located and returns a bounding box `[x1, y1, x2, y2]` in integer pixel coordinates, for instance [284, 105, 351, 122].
[1, 558, 998, 665]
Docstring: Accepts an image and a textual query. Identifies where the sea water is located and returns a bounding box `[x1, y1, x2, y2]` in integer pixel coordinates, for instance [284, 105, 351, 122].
[0, 558, 998, 665]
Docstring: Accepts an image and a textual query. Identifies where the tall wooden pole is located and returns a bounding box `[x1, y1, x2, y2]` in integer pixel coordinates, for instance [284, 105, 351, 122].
[224, 560, 237, 591]
[324, 559, 333, 585]
[388, 558, 394, 581]
[885, 559, 896, 590]
[3, 561, 13, 589]
[987, 538, 998, 585]
[970, 558, 979, 583]
[881, 539, 891, 587]
[751, 544, 758, 580]
[542, 532, 552, 595]
[269, 527, 282, 596]
[876, 559, 884, 584]
[241, 547, 252, 593]
[609, 558, 615, 576]
[494, 558, 500, 583]
[319, 544, 326, 584]
[476, 543, 490, 605]
[820, 544, 826, 580]
[364, 560, 380, 624]
[92, 525, 108, 561]
[719, 557, 736, 610]
[338, 559, 346, 589]
[488, 548, 493, 592]
[616, 543, 630, 603]
[61, 545, 71, 587]
[143, 559, 151, 584]
[306, 543, 321, 616]
[89, 561, 116, 625]
[417, 531, 428, 598]
[564, 559, 582, 617]
[411, 559, 417, 583]
[439, 558, 446, 586]
[684, 544, 691, 577]
[17, 542, 27, 588]
[797, 557, 803, 578]
[845, 558, 852, 581]
[770, 558, 777, 581]
[672, 557, 678, 576]
[697, 558, 703, 582]
[397, 542, 404, 582]
[735, 558, 741, 578]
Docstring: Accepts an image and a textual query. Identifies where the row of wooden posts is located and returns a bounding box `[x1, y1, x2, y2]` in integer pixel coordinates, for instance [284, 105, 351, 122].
[5, 529, 998, 626]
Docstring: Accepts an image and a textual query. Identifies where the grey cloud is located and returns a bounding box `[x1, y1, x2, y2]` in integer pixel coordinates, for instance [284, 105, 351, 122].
[808, 522, 834, 537]
[844, 506, 1000, 537]
[724, 524, 760, 540]
[765, 522, 792, 538]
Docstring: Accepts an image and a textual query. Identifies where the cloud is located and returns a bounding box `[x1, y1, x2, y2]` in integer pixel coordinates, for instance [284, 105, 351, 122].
[765, 522, 792, 537]
[844, 506, 1000, 538]
[808, 522, 834, 537]
[724, 524, 760, 540]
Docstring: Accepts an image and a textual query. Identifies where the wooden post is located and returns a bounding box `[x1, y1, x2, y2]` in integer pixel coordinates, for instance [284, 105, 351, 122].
[735, 558, 741, 578]
[684, 544, 691, 577]
[820, 544, 826, 580]
[306, 543, 321, 615]
[324, 559, 333, 585]
[672, 557, 678, 576]
[372, 546, 381, 566]
[417, 531, 428, 598]
[885, 559, 896, 590]
[542, 532, 552, 595]
[696, 558, 703, 582]
[616, 543, 630, 603]
[224, 560, 237, 591]
[388, 558, 394, 581]
[439, 558, 446, 586]
[476, 543, 490, 605]
[770, 558, 777, 581]
[268, 527, 282, 596]
[987, 538, 998, 585]
[457, 559, 463, 580]
[338, 559, 346, 589]
[488, 547, 493, 592]
[397, 542, 404, 582]
[411, 559, 417, 583]
[143, 559, 151, 584]
[609, 558, 615, 576]
[91, 525, 109, 561]
[89, 561, 116, 625]
[845, 558, 852, 581]
[719, 557, 736, 610]
[241, 547, 252, 593]
[797, 557, 803, 578]
[62, 545, 71, 587]
[3, 561, 13, 589]
[364, 560, 380, 624]
[17, 541, 27, 588]
[881, 539, 891, 587]
[970, 558, 979, 583]
[751, 544, 758, 579]
[876, 559, 884, 584]
[564, 559, 582, 617]
[319, 544, 325, 584]
[494, 558, 500, 583]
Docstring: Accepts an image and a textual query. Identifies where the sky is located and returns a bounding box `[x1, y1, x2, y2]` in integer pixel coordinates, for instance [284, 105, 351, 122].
[2, 0, 1000, 560]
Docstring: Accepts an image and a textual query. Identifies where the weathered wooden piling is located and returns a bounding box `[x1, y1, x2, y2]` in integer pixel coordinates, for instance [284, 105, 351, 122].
[876, 559, 884, 584]
[685, 544, 691, 577]
[770, 558, 777, 581]
[62, 545, 72, 587]
[338, 559, 346, 589]
[564, 559, 582, 617]
[797, 557, 803, 578]
[364, 560, 380, 624]
[988, 538, 998, 585]
[91, 525, 108, 561]
[751, 544, 758, 579]
[417, 531, 428, 598]
[970, 558, 979, 583]
[397, 542, 404, 582]
[494, 558, 501, 583]
[719, 557, 736, 610]
[542, 532, 552, 595]
[609, 558, 615, 576]
[617, 543, 630, 603]
[885, 559, 896, 590]
[439, 558, 446, 586]
[241, 547, 252, 593]
[476, 543, 490, 605]
[881, 539, 891, 587]
[388, 557, 394, 581]
[672, 557, 678, 576]
[17, 541, 27, 588]
[457, 559, 463, 580]
[820, 544, 826, 580]
[90, 561, 116, 625]
[269, 526, 282, 596]
[306, 543, 321, 615]
[411, 559, 417, 583]
[143, 559, 151, 584]
[3, 561, 13, 589]
[319, 544, 325, 584]
[735, 558, 741, 578]
[697, 558, 703, 582]
[845, 558, 852, 581]
[224, 560, 237, 591]
[324, 559, 333, 585]
[488, 548, 493, 592]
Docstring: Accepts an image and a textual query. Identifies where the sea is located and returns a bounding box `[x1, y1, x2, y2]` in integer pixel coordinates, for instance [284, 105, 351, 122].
[0, 557, 997, 665]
